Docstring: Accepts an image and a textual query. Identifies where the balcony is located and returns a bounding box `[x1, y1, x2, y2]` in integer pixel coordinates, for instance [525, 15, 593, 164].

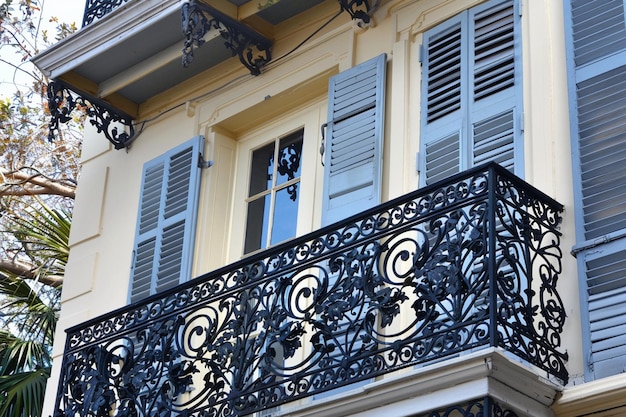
[53, 163, 567, 417]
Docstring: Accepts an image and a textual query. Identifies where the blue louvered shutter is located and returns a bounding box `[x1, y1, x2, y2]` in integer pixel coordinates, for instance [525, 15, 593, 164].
[129, 136, 203, 303]
[322, 53, 386, 226]
[421, 14, 464, 186]
[420, 0, 521, 186]
[566, 0, 626, 380]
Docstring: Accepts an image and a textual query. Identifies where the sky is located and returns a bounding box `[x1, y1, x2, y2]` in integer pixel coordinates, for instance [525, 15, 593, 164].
[0, 0, 83, 97]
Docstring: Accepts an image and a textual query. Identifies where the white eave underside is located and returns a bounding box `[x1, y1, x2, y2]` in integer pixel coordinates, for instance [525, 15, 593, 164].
[33, 0, 183, 80]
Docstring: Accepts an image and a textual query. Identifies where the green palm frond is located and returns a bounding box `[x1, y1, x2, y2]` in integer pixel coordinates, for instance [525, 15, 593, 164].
[3, 200, 71, 280]
[0, 276, 57, 344]
[0, 368, 49, 417]
[0, 198, 69, 417]
[0, 333, 50, 374]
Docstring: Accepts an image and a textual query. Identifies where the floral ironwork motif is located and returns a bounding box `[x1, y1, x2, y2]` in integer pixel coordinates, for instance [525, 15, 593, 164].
[47, 81, 135, 149]
[53, 163, 567, 417]
[82, 0, 132, 26]
[425, 397, 520, 417]
[275, 140, 302, 201]
[338, 0, 376, 25]
[182, 1, 272, 76]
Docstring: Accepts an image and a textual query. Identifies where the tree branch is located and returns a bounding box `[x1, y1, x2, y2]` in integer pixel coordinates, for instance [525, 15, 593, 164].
[0, 260, 63, 288]
[0, 168, 76, 199]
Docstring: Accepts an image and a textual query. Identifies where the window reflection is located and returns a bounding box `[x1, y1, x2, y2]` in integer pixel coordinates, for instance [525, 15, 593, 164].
[244, 129, 304, 254]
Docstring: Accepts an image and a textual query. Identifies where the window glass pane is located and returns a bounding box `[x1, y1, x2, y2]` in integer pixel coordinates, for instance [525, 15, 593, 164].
[271, 183, 299, 246]
[244, 194, 271, 253]
[276, 130, 303, 186]
[249, 142, 274, 196]
[245, 128, 304, 254]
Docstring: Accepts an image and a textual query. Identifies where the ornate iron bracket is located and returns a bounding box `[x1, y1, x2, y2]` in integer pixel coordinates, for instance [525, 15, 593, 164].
[338, 0, 377, 25]
[182, 1, 272, 76]
[48, 80, 135, 150]
[82, 0, 133, 26]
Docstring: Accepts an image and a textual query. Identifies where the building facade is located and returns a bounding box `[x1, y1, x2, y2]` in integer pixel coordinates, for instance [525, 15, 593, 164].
[32, 0, 626, 416]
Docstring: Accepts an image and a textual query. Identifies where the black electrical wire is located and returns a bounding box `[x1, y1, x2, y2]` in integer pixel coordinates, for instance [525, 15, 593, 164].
[128, 6, 347, 146]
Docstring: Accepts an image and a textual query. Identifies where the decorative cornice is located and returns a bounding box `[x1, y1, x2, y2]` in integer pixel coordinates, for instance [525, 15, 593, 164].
[552, 374, 626, 417]
[181, 1, 272, 76]
[48, 80, 135, 149]
[280, 349, 560, 417]
[32, 0, 181, 80]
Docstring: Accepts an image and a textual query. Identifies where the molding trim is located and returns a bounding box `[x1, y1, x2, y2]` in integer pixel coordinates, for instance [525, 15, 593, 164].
[279, 349, 560, 417]
[553, 374, 626, 417]
[32, 0, 181, 79]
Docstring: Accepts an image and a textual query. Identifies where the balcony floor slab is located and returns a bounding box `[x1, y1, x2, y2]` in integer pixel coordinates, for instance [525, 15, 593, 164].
[279, 348, 561, 417]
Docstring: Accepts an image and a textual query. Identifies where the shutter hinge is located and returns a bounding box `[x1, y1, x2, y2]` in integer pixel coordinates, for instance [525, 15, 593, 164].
[198, 153, 213, 169]
[518, 0, 522, 17]
[418, 44, 425, 64]
[519, 112, 524, 133]
[416, 151, 422, 173]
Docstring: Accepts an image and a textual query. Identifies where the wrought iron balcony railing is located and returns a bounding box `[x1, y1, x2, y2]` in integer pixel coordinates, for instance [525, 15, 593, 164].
[54, 163, 568, 417]
[83, 0, 132, 26]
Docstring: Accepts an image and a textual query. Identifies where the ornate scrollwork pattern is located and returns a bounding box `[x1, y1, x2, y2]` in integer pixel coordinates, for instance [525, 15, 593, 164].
[82, 0, 132, 26]
[338, 0, 375, 25]
[47, 81, 135, 149]
[275, 140, 302, 201]
[425, 397, 520, 417]
[182, 1, 272, 75]
[54, 164, 566, 417]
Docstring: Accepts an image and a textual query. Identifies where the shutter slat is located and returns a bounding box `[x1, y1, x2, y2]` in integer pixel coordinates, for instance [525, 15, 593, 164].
[156, 221, 186, 293]
[421, 0, 520, 188]
[130, 136, 203, 302]
[130, 238, 156, 303]
[569, 0, 626, 381]
[577, 65, 626, 240]
[584, 245, 626, 378]
[571, 0, 626, 66]
[473, 110, 515, 170]
[426, 24, 462, 122]
[322, 54, 386, 226]
[425, 133, 460, 185]
[473, 1, 515, 101]
[165, 147, 194, 218]
[138, 165, 164, 234]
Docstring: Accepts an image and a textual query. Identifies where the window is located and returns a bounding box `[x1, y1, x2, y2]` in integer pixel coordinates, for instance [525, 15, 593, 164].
[129, 136, 203, 303]
[244, 129, 304, 254]
[419, 0, 522, 185]
[565, 0, 626, 380]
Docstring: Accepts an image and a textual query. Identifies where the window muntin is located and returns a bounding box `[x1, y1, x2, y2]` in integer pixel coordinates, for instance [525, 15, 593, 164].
[244, 129, 304, 254]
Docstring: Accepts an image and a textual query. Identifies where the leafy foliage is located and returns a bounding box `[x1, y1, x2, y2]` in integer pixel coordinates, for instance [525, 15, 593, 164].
[0, 200, 69, 417]
[0, 1, 81, 416]
[1, 0, 82, 210]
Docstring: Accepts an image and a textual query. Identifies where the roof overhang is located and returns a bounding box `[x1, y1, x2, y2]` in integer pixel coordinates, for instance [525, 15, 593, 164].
[32, 0, 377, 148]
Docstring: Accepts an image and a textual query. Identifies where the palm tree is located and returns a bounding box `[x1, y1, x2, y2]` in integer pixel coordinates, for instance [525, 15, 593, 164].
[0, 200, 70, 417]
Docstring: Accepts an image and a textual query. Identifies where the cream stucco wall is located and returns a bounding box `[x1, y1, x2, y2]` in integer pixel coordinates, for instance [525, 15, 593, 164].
[44, 0, 586, 414]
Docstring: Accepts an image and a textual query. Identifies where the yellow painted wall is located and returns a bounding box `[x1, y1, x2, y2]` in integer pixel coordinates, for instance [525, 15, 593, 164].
[43, 0, 585, 413]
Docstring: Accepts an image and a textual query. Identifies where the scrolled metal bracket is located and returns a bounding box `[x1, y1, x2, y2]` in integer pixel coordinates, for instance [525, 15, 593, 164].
[47, 80, 135, 150]
[182, 1, 272, 76]
[338, 0, 378, 26]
